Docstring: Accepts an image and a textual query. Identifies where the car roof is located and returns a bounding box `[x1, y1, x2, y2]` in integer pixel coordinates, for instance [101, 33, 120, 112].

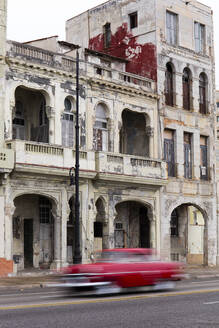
[101, 248, 155, 255]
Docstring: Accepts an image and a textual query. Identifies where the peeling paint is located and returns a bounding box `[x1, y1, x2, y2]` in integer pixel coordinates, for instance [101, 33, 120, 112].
[89, 23, 157, 81]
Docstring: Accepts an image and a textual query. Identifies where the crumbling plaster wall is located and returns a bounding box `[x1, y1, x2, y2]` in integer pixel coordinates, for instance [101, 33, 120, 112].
[66, 0, 157, 80]
[4, 64, 87, 148]
[90, 180, 161, 251]
[155, 0, 217, 264]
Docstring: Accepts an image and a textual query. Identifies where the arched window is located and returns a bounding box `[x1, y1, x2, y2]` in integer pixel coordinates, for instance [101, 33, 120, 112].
[93, 103, 108, 151]
[165, 63, 174, 106]
[182, 68, 192, 110]
[199, 73, 207, 114]
[62, 97, 74, 148]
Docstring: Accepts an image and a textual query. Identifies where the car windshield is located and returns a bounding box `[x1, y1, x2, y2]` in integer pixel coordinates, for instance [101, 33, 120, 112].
[95, 251, 158, 263]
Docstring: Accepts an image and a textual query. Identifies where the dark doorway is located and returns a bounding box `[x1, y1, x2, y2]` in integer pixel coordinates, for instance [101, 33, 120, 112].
[24, 219, 33, 268]
[140, 207, 150, 248]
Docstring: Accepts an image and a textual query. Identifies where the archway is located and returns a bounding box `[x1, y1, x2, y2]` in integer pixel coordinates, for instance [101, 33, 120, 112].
[115, 201, 151, 248]
[13, 86, 49, 143]
[170, 204, 206, 265]
[13, 194, 55, 270]
[93, 197, 107, 251]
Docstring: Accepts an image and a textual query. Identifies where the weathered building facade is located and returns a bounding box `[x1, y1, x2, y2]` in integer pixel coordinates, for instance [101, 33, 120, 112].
[0, 0, 217, 274]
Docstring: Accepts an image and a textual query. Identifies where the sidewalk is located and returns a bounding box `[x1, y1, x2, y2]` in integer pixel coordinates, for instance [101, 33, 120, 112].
[0, 266, 219, 290]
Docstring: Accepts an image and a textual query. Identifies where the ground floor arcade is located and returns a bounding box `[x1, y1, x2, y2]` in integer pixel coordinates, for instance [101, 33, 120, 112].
[0, 176, 218, 273]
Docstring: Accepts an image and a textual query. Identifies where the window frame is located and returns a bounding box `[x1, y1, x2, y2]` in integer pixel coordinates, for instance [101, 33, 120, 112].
[129, 12, 138, 29]
[194, 21, 205, 54]
[103, 23, 111, 48]
[166, 11, 178, 46]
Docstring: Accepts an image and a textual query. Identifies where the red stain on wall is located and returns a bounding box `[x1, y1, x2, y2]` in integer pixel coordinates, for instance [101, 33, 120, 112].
[89, 23, 157, 81]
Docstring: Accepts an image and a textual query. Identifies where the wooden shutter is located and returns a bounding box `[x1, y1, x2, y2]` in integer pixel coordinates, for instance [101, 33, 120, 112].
[164, 138, 175, 177]
[183, 70, 190, 110]
[165, 66, 173, 106]
[184, 143, 192, 179]
[200, 144, 208, 180]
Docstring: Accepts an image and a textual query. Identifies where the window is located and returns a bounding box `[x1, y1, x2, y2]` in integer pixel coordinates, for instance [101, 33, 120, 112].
[194, 22, 205, 53]
[166, 11, 177, 45]
[164, 129, 175, 177]
[94, 222, 103, 238]
[129, 12, 138, 29]
[217, 102, 219, 108]
[103, 23, 111, 48]
[200, 136, 208, 180]
[170, 210, 179, 237]
[62, 97, 74, 148]
[165, 63, 174, 106]
[39, 197, 52, 224]
[93, 103, 108, 151]
[182, 68, 192, 110]
[184, 133, 192, 179]
[13, 100, 25, 140]
[199, 73, 208, 114]
[217, 116, 219, 122]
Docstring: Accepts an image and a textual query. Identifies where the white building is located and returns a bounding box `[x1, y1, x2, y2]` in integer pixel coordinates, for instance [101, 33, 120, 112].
[0, 0, 217, 275]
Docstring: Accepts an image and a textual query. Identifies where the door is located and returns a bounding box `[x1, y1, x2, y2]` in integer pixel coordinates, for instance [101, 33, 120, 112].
[139, 208, 150, 248]
[114, 229, 124, 248]
[24, 219, 33, 268]
[164, 138, 175, 177]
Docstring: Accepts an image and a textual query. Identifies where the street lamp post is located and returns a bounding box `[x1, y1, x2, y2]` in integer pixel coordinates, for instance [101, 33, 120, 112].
[71, 51, 82, 264]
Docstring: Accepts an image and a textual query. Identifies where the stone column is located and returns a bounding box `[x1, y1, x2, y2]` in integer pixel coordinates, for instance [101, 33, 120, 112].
[150, 219, 156, 249]
[175, 72, 183, 109]
[5, 202, 15, 260]
[46, 106, 55, 144]
[193, 131, 200, 179]
[146, 126, 154, 158]
[176, 127, 184, 178]
[51, 215, 61, 269]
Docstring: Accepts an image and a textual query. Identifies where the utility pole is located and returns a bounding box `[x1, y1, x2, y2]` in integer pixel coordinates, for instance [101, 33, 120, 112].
[73, 50, 82, 264]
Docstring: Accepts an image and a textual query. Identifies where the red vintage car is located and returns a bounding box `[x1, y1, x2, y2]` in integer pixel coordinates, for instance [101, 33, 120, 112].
[55, 248, 185, 295]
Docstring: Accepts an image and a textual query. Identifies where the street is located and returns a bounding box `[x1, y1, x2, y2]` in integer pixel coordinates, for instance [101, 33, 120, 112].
[1, 278, 219, 327]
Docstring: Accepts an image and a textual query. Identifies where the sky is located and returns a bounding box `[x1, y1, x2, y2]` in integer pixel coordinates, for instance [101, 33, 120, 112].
[6, 0, 219, 87]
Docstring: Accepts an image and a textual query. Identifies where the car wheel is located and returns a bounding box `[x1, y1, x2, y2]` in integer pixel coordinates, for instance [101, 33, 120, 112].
[95, 282, 122, 295]
[153, 280, 176, 291]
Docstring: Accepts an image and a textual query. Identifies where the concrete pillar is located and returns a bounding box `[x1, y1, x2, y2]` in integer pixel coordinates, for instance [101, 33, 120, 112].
[193, 78, 200, 113]
[176, 127, 184, 178]
[0, 0, 7, 147]
[0, 196, 5, 257]
[51, 215, 61, 269]
[193, 131, 200, 179]
[175, 72, 183, 109]
[5, 203, 15, 260]
[150, 219, 156, 249]
[146, 126, 154, 158]
[46, 106, 55, 144]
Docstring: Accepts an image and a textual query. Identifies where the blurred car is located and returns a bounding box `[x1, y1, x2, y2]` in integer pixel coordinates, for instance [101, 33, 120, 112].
[52, 248, 185, 295]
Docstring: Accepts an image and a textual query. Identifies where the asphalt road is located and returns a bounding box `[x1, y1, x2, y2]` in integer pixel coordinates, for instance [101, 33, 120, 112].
[1, 278, 219, 328]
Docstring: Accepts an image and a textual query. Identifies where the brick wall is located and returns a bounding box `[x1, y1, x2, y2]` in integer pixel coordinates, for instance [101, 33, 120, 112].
[0, 258, 13, 277]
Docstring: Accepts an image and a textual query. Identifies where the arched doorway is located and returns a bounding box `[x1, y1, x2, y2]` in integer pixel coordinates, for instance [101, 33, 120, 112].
[13, 194, 55, 270]
[115, 201, 151, 248]
[93, 197, 107, 251]
[170, 204, 206, 265]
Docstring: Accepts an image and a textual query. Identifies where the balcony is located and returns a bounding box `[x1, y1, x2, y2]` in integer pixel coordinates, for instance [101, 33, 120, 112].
[95, 152, 167, 186]
[7, 41, 156, 94]
[5, 140, 96, 178]
[5, 141, 167, 186]
[0, 148, 14, 170]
